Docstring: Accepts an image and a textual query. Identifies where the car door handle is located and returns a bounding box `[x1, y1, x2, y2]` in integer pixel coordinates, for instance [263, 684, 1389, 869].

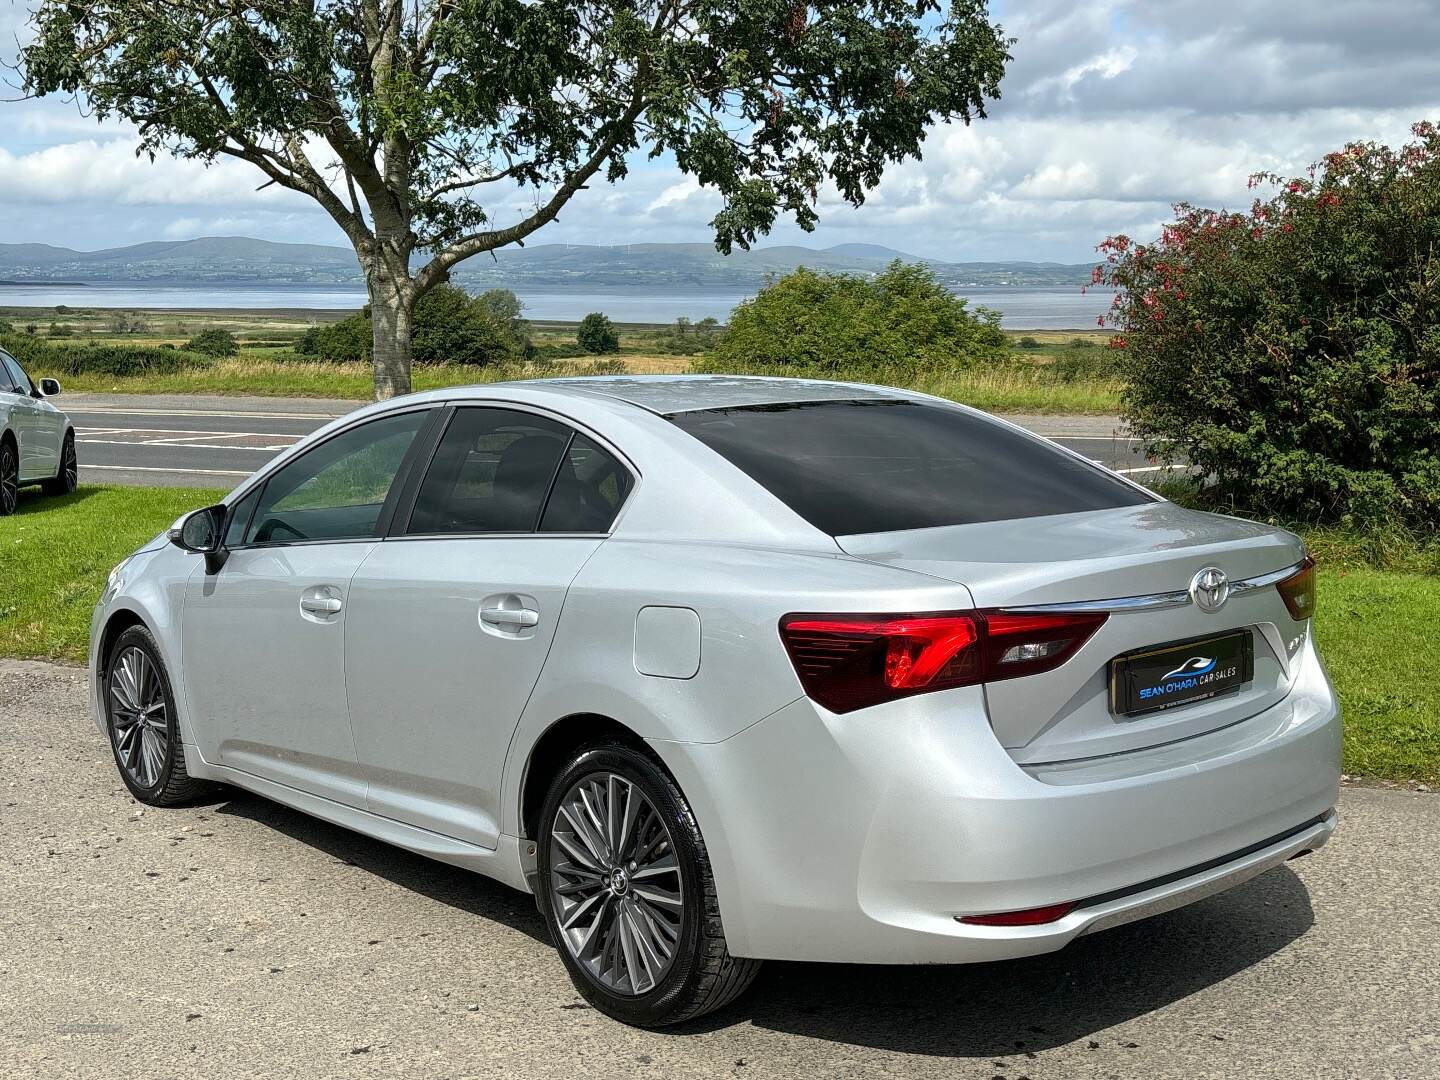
[300, 587, 344, 617]
[480, 606, 539, 628]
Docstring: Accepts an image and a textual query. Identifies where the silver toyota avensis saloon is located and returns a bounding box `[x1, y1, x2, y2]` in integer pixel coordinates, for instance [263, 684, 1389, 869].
[90, 376, 1339, 1027]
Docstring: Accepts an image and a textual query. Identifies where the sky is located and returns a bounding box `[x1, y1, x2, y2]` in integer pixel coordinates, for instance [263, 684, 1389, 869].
[1, 0, 1437, 263]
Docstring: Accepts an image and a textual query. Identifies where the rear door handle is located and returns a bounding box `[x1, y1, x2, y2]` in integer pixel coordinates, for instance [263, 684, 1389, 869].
[480, 606, 539, 629]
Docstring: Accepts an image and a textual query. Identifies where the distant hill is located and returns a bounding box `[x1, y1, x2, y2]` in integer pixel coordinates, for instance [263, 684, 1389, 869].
[0, 236, 1094, 289]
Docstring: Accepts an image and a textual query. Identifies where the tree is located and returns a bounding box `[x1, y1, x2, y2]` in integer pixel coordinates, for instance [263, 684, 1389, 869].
[297, 287, 528, 365]
[185, 328, 240, 357]
[705, 260, 1008, 374]
[20, 1, 1009, 400]
[1095, 123, 1440, 526]
[577, 313, 620, 354]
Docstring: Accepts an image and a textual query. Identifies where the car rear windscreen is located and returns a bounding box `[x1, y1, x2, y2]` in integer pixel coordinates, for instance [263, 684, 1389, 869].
[667, 399, 1152, 535]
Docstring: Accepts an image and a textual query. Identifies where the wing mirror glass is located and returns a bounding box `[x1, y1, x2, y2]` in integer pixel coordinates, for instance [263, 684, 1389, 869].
[37, 378, 61, 397]
[169, 504, 229, 572]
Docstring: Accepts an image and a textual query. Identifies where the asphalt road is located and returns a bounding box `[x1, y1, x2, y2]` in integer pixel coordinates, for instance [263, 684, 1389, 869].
[2, 657, 1437, 1080]
[58, 393, 1169, 489]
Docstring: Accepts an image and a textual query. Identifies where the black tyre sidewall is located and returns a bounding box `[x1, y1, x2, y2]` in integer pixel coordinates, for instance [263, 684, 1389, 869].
[536, 743, 710, 1027]
[51, 432, 77, 494]
[104, 627, 182, 804]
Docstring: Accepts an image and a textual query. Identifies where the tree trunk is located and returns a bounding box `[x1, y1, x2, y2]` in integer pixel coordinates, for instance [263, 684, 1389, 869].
[368, 272, 414, 401]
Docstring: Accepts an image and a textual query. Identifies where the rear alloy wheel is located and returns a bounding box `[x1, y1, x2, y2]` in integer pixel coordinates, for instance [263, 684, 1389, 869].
[42, 431, 77, 496]
[0, 440, 16, 515]
[537, 743, 761, 1027]
[104, 626, 206, 806]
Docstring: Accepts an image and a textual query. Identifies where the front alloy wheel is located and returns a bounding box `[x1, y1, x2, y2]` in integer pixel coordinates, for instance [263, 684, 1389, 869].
[103, 626, 205, 805]
[537, 743, 761, 1027]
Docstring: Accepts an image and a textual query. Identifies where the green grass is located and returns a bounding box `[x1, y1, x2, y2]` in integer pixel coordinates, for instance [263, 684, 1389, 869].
[1316, 569, 1440, 782]
[0, 485, 223, 662]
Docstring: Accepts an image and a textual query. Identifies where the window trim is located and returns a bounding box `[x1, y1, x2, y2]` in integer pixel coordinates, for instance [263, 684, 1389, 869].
[220, 404, 442, 552]
[386, 402, 637, 541]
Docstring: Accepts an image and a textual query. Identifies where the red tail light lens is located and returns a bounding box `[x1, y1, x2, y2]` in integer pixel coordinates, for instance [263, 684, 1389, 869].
[779, 610, 1108, 714]
[1276, 557, 1317, 621]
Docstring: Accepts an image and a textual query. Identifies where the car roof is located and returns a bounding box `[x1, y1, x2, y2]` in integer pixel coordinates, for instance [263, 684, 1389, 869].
[498, 374, 906, 415]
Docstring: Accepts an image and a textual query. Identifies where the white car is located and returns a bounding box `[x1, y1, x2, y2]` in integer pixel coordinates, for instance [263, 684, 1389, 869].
[0, 346, 76, 514]
[90, 376, 1340, 1027]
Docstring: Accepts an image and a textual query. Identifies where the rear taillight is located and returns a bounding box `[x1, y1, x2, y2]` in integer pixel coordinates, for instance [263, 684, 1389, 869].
[1276, 557, 1317, 621]
[957, 901, 1076, 927]
[779, 609, 1107, 713]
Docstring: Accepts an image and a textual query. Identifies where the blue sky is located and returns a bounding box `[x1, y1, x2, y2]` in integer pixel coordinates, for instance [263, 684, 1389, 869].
[1, 1, 1437, 262]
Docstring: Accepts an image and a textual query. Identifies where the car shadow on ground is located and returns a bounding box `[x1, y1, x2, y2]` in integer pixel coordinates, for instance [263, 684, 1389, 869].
[210, 786, 1315, 1057]
[15, 485, 100, 514]
[210, 787, 551, 947]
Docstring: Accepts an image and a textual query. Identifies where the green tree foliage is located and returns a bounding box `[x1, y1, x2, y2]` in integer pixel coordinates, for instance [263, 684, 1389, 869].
[297, 287, 530, 366]
[20, 1, 1009, 399]
[577, 313, 621, 354]
[184, 328, 240, 357]
[706, 260, 1008, 376]
[1097, 124, 1440, 527]
[655, 316, 722, 355]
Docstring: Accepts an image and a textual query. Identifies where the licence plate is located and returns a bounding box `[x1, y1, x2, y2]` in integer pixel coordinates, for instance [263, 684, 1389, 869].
[1110, 631, 1253, 717]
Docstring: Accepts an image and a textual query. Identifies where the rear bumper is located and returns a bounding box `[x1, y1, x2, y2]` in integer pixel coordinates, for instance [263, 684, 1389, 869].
[654, 636, 1341, 963]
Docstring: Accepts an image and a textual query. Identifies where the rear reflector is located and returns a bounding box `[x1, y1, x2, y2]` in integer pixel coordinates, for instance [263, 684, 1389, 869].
[957, 902, 1077, 927]
[779, 609, 1107, 713]
[1276, 556, 1317, 621]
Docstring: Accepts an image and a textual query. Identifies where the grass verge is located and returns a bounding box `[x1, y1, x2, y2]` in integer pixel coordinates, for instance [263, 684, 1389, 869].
[1, 486, 1431, 782]
[0, 485, 224, 662]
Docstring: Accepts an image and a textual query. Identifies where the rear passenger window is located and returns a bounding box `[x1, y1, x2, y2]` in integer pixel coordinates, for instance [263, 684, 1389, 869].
[407, 409, 571, 534]
[539, 435, 634, 533]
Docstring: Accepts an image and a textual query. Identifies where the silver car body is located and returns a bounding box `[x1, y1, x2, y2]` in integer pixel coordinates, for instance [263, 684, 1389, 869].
[0, 347, 70, 483]
[90, 376, 1340, 964]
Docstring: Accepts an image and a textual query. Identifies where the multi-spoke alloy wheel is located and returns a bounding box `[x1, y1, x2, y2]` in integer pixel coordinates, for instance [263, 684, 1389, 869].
[0, 442, 17, 515]
[550, 771, 684, 996]
[538, 743, 762, 1027]
[44, 432, 77, 496]
[109, 646, 170, 790]
[102, 626, 204, 806]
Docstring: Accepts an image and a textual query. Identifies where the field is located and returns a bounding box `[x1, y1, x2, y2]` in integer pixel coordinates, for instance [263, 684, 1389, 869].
[0, 306, 1123, 413]
[2, 483, 1435, 784]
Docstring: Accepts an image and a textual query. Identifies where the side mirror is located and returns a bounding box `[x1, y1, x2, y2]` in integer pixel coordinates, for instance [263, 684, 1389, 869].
[169, 504, 229, 573]
[37, 378, 61, 397]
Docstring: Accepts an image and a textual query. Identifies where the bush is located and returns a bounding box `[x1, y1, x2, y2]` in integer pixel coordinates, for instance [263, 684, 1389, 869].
[576, 312, 620, 354]
[1016, 335, 1041, 349]
[0, 333, 208, 377]
[1067, 336, 1098, 349]
[1097, 123, 1440, 527]
[296, 287, 531, 366]
[184, 328, 240, 357]
[0, 320, 11, 334]
[705, 260, 1009, 376]
[48, 323, 73, 337]
[653, 316, 722, 355]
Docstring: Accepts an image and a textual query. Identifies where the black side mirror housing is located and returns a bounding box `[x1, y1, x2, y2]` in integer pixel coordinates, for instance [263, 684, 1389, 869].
[37, 378, 61, 397]
[169, 504, 229, 573]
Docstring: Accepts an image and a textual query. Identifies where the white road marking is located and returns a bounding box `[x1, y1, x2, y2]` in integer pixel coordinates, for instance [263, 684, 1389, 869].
[1037, 433, 1138, 441]
[80, 464, 251, 477]
[78, 425, 301, 439]
[1114, 464, 1175, 475]
[77, 439, 282, 453]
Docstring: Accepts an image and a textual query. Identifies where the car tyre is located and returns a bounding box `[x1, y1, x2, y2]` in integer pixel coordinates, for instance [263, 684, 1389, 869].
[104, 625, 207, 806]
[0, 438, 16, 515]
[42, 430, 77, 496]
[537, 741, 762, 1027]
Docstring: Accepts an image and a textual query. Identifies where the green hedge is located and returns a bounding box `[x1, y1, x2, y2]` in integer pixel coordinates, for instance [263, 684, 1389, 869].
[0, 333, 210, 377]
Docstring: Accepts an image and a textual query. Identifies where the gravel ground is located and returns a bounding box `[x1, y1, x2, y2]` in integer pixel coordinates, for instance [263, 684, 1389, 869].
[2, 658, 1436, 1079]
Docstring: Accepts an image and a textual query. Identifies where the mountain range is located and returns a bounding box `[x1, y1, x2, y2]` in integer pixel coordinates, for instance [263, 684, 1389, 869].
[0, 236, 1095, 289]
